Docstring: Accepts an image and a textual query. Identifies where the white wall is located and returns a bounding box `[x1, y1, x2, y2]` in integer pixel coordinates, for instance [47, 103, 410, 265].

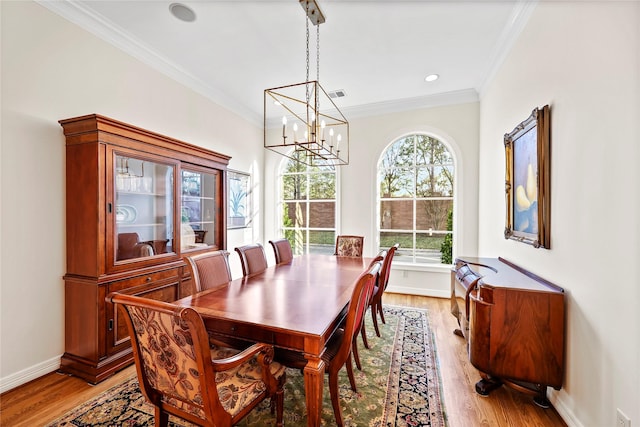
[264, 102, 481, 297]
[6, 3, 638, 426]
[0, 1, 263, 390]
[478, 2, 640, 426]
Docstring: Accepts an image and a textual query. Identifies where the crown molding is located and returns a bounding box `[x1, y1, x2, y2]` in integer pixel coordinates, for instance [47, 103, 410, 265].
[36, 0, 263, 125]
[37, 1, 498, 126]
[477, 0, 538, 98]
[342, 89, 479, 119]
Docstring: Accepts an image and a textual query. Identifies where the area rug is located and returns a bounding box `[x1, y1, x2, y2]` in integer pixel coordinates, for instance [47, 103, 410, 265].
[48, 306, 446, 426]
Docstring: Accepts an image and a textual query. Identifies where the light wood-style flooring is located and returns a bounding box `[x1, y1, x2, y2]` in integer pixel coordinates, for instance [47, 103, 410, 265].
[0, 295, 567, 426]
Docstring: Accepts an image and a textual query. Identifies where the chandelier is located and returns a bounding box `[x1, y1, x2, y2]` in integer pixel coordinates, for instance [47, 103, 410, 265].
[264, 0, 349, 166]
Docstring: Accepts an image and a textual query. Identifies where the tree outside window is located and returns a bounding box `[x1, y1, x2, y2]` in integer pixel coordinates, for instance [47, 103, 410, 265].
[378, 134, 454, 264]
[280, 151, 336, 255]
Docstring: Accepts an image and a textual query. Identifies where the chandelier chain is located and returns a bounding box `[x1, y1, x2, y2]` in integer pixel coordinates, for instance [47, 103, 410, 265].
[305, 1, 310, 105]
[263, 0, 349, 166]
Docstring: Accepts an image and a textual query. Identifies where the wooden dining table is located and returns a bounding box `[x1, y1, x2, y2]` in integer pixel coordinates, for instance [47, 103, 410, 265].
[173, 253, 372, 427]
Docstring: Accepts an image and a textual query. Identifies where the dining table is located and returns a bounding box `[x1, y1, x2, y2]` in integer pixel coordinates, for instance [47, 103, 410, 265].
[173, 253, 372, 427]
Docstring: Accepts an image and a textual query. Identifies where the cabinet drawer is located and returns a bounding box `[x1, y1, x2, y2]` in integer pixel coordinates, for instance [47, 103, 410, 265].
[204, 318, 276, 344]
[107, 268, 182, 352]
[108, 268, 180, 293]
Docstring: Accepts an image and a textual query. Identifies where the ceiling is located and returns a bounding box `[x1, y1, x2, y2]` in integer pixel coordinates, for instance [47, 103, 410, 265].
[41, 0, 535, 125]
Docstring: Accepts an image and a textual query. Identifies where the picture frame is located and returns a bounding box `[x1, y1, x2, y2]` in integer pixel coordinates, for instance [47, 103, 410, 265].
[504, 105, 550, 248]
[227, 170, 251, 229]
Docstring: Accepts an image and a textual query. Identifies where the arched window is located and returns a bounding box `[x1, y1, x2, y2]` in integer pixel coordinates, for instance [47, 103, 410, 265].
[279, 151, 337, 255]
[378, 134, 454, 264]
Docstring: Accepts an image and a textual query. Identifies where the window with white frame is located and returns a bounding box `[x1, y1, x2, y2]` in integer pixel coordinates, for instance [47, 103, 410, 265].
[280, 151, 337, 255]
[378, 134, 454, 264]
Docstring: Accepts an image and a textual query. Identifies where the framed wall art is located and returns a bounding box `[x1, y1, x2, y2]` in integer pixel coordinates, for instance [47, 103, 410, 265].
[227, 170, 251, 229]
[504, 105, 550, 248]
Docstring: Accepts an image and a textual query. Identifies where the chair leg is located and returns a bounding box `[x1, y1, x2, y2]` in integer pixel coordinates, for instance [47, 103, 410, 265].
[275, 386, 285, 427]
[379, 303, 386, 324]
[329, 370, 344, 427]
[360, 320, 370, 349]
[352, 335, 362, 371]
[371, 303, 381, 337]
[155, 407, 169, 427]
[346, 353, 357, 392]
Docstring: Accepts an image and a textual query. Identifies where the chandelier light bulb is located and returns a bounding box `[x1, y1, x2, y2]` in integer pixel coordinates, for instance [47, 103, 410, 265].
[282, 116, 287, 138]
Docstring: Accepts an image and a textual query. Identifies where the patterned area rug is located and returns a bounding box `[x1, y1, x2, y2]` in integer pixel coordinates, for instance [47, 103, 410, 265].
[48, 306, 446, 426]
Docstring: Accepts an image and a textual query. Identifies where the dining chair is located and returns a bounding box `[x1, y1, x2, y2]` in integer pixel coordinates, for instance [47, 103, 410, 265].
[352, 250, 386, 371]
[185, 249, 253, 349]
[107, 292, 286, 427]
[370, 243, 400, 337]
[185, 250, 232, 292]
[334, 235, 364, 257]
[274, 261, 381, 427]
[235, 243, 268, 277]
[268, 238, 293, 264]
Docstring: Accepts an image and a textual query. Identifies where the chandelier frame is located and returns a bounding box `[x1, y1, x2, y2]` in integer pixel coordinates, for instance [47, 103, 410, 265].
[263, 0, 349, 166]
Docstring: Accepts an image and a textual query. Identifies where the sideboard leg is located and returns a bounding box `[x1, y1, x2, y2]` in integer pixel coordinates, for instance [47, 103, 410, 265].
[475, 377, 503, 396]
[533, 386, 550, 408]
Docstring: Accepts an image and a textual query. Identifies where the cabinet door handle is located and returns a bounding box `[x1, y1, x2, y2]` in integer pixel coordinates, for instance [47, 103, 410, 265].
[108, 319, 114, 331]
[146, 276, 152, 282]
[107, 202, 112, 213]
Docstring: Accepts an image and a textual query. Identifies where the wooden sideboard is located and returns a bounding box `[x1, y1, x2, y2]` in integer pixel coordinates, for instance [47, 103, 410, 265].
[59, 114, 230, 383]
[450, 257, 565, 407]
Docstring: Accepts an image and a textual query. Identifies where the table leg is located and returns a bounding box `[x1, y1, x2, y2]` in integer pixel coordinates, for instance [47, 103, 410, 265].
[303, 356, 325, 427]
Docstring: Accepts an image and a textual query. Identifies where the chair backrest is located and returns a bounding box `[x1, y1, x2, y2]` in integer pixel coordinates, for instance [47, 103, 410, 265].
[108, 293, 231, 425]
[379, 243, 399, 292]
[372, 249, 387, 264]
[335, 261, 381, 366]
[185, 250, 232, 292]
[269, 238, 293, 264]
[235, 243, 268, 277]
[334, 235, 364, 257]
[367, 249, 386, 298]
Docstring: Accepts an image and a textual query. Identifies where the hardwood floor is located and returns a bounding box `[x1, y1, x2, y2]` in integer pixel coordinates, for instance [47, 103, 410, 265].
[385, 294, 566, 427]
[0, 295, 567, 426]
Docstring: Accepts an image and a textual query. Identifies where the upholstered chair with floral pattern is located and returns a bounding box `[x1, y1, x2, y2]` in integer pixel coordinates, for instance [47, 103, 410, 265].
[107, 293, 286, 427]
[334, 235, 364, 257]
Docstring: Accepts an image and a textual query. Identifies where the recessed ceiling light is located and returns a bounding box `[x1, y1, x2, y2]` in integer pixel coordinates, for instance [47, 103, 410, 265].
[425, 74, 439, 82]
[169, 3, 196, 22]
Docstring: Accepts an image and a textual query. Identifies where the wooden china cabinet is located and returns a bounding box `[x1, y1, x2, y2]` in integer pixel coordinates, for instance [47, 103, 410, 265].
[59, 114, 230, 383]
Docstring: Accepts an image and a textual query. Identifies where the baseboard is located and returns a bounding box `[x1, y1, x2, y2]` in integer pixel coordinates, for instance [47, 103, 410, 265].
[386, 284, 449, 299]
[0, 355, 61, 394]
[549, 389, 584, 427]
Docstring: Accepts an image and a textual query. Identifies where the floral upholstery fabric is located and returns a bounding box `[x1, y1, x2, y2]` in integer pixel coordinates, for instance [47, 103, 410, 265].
[336, 236, 364, 257]
[128, 306, 284, 420]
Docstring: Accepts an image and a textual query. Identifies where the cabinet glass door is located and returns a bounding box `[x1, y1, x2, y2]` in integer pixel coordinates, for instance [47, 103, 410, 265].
[114, 154, 175, 261]
[181, 168, 220, 251]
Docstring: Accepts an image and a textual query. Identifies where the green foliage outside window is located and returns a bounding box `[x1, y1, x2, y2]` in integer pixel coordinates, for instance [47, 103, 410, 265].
[281, 152, 336, 254]
[379, 134, 454, 264]
[440, 209, 453, 264]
